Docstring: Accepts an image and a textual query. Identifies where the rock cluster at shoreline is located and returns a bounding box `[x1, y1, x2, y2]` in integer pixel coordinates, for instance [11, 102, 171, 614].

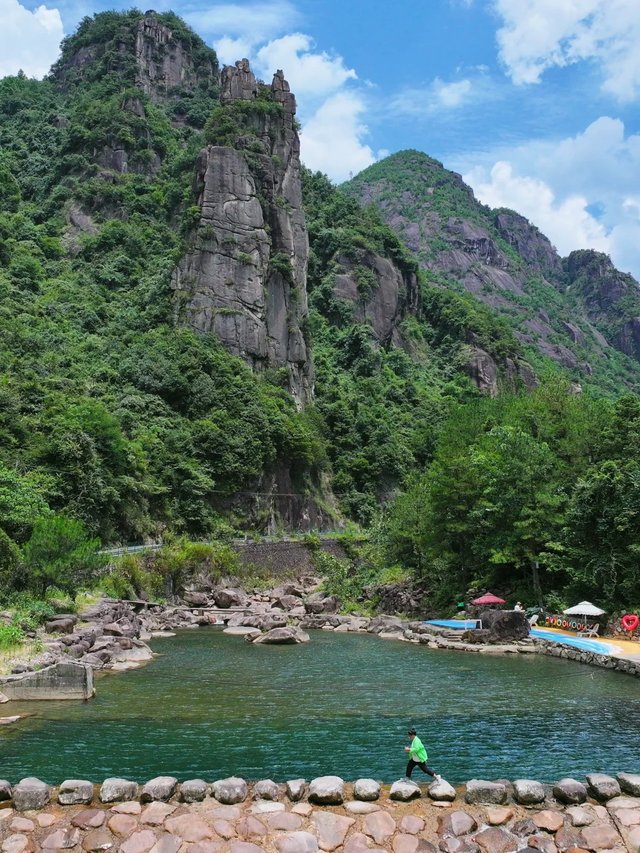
[1, 773, 639, 853]
[2, 602, 153, 681]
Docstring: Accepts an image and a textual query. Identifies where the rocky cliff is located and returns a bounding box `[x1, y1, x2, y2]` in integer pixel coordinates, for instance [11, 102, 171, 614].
[565, 249, 640, 362]
[344, 151, 640, 392]
[171, 61, 312, 406]
[53, 10, 218, 101]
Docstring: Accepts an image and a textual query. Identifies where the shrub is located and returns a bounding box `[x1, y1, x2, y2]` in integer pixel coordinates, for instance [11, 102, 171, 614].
[0, 622, 25, 650]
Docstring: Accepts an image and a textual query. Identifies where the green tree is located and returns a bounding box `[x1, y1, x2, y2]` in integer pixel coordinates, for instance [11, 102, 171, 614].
[0, 527, 21, 598]
[22, 515, 104, 597]
[560, 460, 640, 606]
[0, 464, 50, 541]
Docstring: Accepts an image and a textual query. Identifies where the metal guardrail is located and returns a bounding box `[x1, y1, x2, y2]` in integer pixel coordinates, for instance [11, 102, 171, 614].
[99, 532, 356, 556]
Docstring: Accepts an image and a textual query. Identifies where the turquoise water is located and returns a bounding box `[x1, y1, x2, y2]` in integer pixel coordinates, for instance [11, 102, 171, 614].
[1, 629, 639, 784]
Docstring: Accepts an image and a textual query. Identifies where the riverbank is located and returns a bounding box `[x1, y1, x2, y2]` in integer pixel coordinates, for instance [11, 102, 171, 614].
[1, 773, 639, 853]
[2, 578, 640, 705]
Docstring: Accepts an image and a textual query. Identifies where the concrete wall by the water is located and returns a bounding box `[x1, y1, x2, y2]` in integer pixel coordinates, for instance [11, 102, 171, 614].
[0, 662, 94, 700]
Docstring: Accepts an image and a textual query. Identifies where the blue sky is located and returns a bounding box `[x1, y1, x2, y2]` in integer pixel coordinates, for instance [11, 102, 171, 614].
[3, 0, 640, 278]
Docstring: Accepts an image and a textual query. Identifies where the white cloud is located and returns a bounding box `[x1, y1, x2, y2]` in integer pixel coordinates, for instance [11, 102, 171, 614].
[213, 35, 254, 65]
[183, 1, 303, 65]
[494, 0, 640, 101]
[390, 76, 480, 117]
[191, 1, 373, 183]
[465, 161, 610, 257]
[255, 33, 356, 98]
[0, 0, 63, 78]
[433, 77, 472, 108]
[459, 117, 640, 277]
[185, 1, 300, 42]
[300, 92, 377, 182]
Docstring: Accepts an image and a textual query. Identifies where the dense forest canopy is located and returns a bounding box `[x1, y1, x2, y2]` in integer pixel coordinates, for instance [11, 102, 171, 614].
[1, 10, 640, 614]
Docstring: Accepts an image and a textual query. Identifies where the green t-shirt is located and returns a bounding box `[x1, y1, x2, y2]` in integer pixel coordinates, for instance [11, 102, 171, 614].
[409, 735, 427, 762]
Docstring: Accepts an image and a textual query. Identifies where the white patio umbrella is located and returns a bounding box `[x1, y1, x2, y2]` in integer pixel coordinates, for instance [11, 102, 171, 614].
[563, 600, 606, 617]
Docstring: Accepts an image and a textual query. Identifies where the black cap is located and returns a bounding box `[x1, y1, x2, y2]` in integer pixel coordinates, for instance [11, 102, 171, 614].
[407, 727, 416, 735]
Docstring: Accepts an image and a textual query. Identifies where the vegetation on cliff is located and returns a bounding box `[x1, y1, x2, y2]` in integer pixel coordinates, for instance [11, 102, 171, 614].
[1, 11, 640, 614]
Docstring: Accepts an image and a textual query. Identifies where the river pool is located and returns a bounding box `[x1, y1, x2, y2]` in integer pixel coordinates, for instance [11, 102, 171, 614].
[1, 629, 639, 783]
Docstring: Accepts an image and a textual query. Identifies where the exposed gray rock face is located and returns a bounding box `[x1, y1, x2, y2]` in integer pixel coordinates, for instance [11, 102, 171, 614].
[134, 13, 218, 104]
[172, 62, 312, 406]
[213, 777, 249, 804]
[565, 249, 640, 362]
[344, 151, 640, 383]
[221, 58, 257, 102]
[332, 251, 419, 346]
[465, 780, 507, 805]
[99, 777, 139, 803]
[0, 780, 11, 801]
[58, 780, 94, 805]
[308, 776, 345, 805]
[494, 211, 563, 280]
[12, 777, 50, 811]
[465, 347, 498, 397]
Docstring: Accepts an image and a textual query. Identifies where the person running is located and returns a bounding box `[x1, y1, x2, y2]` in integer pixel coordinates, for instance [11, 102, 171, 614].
[404, 727, 442, 782]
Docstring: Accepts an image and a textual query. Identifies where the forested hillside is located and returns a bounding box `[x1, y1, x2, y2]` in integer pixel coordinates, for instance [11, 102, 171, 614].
[1, 10, 640, 611]
[344, 151, 640, 395]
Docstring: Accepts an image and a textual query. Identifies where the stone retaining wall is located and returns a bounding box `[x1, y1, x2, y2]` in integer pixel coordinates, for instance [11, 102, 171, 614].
[537, 639, 640, 677]
[233, 539, 350, 576]
[1, 773, 639, 853]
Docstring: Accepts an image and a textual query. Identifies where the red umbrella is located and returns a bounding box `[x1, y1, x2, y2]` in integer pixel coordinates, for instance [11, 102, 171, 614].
[471, 593, 506, 605]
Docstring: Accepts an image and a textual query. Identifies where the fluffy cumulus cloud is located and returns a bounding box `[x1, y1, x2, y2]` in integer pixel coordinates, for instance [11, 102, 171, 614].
[494, 0, 640, 101]
[0, 0, 64, 78]
[300, 92, 377, 181]
[255, 33, 356, 98]
[462, 117, 640, 277]
[192, 1, 374, 182]
[465, 161, 610, 256]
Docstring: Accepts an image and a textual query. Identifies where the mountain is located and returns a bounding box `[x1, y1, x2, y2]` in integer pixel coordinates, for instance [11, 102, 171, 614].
[343, 150, 640, 395]
[1, 9, 639, 560]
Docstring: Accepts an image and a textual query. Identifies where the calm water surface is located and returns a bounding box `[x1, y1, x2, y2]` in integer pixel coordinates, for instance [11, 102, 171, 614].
[1, 629, 639, 783]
